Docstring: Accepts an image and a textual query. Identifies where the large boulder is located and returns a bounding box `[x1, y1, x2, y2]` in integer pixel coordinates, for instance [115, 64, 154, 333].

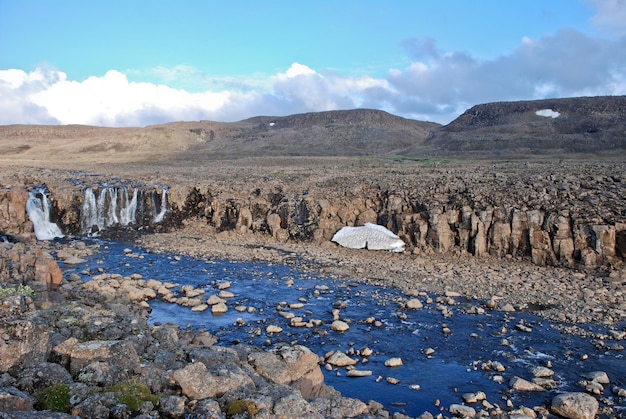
[551, 392, 599, 419]
[248, 344, 326, 399]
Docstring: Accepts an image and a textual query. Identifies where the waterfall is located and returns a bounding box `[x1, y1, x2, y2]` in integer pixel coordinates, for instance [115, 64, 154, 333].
[153, 187, 168, 223]
[80, 185, 166, 235]
[119, 187, 138, 226]
[26, 188, 64, 240]
[81, 186, 139, 234]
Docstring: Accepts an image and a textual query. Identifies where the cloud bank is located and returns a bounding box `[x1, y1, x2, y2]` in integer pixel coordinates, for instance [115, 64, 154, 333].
[1, 29, 625, 127]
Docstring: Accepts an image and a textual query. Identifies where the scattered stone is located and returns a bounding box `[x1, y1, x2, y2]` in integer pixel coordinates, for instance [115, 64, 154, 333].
[461, 391, 486, 404]
[191, 304, 209, 312]
[509, 376, 545, 392]
[384, 357, 403, 367]
[211, 302, 228, 314]
[346, 369, 373, 377]
[218, 290, 234, 298]
[330, 320, 350, 332]
[206, 295, 227, 305]
[551, 392, 599, 419]
[266, 325, 283, 334]
[326, 351, 358, 367]
[584, 371, 610, 384]
[532, 366, 554, 378]
[449, 403, 477, 418]
[217, 281, 231, 290]
[406, 298, 423, 309]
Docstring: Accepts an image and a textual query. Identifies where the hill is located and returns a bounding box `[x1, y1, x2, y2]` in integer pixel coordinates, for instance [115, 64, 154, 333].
[0, 109, 438, 164]
[417, 96, 626, 159]
[0, 97, 625, 165]
[173, 109, 439, 160]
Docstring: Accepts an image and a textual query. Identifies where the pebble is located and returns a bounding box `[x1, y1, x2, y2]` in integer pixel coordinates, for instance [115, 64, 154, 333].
[326, 351, 358, 367]
[330, 320, 350, 332]
[406, 298, 423, 309]
[217, 281, 231, 290]
[211, 302, 228, 314]
[532, 366, 554, 377]
[583, 371, 609, 384]
[509, 376, 545, 392]
[206, 295, 227, 305]
[346, 369, 372, 377]
[384, 357, 403, 367]
[265, 325, 283, 334]
[449, 403, 476, 418]
[461, 391, 486, 404]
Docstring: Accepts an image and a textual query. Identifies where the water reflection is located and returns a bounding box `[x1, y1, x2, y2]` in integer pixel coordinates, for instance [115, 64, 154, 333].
[62, 239, 626, 417]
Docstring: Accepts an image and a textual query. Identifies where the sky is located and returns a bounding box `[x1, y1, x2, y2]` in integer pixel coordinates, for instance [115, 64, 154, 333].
[1, 0, 625, 127]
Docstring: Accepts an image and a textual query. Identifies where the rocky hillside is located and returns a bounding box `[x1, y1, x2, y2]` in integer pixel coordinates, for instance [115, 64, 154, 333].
[419, 96, 626, 158]
[0, 109, 438, 164]
[173, 109, 439, 160]
[1, 96, 625, 163]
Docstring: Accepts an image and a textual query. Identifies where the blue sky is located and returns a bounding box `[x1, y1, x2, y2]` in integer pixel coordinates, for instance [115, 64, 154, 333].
[1, 0, 625, 126]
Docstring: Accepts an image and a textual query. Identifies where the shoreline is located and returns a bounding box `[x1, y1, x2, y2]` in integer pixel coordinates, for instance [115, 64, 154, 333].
[135, 219, 626, 327]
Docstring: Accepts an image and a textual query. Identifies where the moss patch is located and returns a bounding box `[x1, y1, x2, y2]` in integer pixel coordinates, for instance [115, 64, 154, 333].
[35, 383, 70, 412]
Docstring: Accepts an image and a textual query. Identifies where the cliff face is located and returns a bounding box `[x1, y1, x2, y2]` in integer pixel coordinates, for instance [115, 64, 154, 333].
[421, 96, 626, 158]
[5, 161, 622, 273]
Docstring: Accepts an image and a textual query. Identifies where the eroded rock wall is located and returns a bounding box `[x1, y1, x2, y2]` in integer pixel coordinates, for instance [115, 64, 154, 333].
[2, 162, 625, 272]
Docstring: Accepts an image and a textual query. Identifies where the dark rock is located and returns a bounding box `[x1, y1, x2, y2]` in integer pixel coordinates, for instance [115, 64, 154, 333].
[0, 386, 35, 412]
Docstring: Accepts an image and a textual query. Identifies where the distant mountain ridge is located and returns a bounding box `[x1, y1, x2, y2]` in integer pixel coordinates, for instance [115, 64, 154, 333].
[420, 96, 626, 158]
[1, 96, 624, 163]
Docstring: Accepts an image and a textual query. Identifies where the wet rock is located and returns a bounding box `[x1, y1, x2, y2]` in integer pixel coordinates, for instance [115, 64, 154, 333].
[211, 302, 228, 314]
[449, 403, 476, 418]
[509, 376, 545, 392]
[461, 391, 486, 404]
[330, 320, 350, 332]
[266, 325, 283, 334]
[384, 357, 403, 367]
[406, 298, 423, 309]
[531, 366, 554, 378]
[325, 351, 358, 367]
[551, 392, 599, 419]
[583, 371, 610, 384]
[346, 369, 373, 377]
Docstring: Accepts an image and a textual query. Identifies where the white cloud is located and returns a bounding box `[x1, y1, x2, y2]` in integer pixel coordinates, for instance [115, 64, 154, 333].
[587, 0, 626, 36]
[1, 28, 625, 127]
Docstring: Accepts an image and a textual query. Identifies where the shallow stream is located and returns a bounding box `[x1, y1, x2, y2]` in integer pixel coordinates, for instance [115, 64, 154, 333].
[61, 239, 626, 417]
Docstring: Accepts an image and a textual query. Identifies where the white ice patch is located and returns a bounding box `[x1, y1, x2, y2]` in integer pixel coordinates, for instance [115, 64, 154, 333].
[331, 222, 405, 252]
[535, 109, 560, 118]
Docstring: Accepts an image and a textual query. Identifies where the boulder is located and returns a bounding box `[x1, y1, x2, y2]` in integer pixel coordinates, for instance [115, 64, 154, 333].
[248, 345, 325, 399]
[551, 392, 599, 419]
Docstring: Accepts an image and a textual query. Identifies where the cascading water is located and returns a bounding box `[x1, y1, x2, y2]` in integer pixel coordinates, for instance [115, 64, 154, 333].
[81, 185, 167, 235]
[26, 187, 64, 240]
[152, 186, 168, 223]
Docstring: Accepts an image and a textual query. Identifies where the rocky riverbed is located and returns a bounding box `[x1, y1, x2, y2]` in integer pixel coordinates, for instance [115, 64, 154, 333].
[1, 158, 626, 418]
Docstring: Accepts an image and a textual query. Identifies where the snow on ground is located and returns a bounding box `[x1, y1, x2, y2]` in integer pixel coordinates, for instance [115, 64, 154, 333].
[535, 109, 561, 118]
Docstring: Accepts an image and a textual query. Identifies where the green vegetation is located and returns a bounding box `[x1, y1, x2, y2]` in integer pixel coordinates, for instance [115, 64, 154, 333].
[226, 399, 260, 417]
[0, 284, 35, 300]
[35, 384, 70, 412]
[105, 378, 160, 412]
